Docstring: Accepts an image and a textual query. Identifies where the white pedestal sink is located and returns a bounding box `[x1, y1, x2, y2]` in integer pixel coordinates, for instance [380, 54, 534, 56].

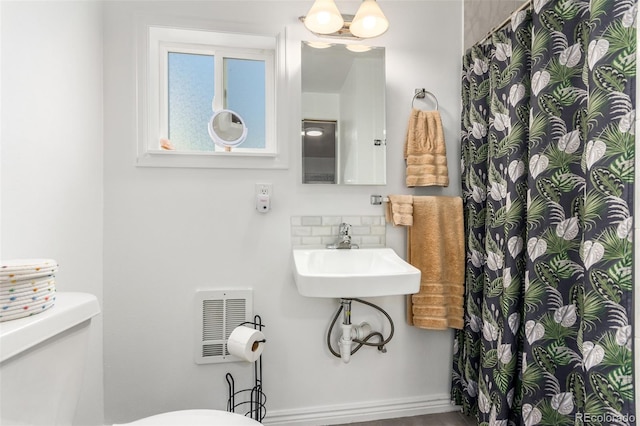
[292, 248, 421, 298]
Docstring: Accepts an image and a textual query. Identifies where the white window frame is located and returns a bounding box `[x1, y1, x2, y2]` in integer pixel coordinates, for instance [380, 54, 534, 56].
[136, 18, 287, 169]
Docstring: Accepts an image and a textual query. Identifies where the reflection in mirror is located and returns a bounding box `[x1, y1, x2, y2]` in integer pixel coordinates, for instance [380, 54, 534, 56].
[302, 120, 337, 184]
[301, 42, 386, 185]
[208, 110, 248, 149]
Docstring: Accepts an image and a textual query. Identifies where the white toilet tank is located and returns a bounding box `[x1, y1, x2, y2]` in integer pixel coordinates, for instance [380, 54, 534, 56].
[0, 292, 100, 426]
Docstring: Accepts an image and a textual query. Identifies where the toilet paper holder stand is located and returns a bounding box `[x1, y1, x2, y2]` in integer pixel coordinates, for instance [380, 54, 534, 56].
[226, 315, 266, 422]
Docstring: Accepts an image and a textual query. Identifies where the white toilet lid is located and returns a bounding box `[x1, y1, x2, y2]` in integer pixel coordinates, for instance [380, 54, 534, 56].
[116, 409, 262, 425]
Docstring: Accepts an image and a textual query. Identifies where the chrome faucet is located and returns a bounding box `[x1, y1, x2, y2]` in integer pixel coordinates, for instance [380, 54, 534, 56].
[327, 223, 359, 249]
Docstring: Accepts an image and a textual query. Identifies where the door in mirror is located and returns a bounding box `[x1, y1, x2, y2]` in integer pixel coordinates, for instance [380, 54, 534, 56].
[302, 120, 337, 184]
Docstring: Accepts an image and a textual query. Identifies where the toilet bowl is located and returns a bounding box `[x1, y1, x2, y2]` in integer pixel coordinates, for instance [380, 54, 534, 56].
[114, 409, 262, 425]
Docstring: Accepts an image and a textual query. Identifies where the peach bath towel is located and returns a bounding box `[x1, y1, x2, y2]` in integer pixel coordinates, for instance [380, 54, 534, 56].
[407, 196, 464, 330]
[385, 195, 414, 226]
[404, 109, 449, 187]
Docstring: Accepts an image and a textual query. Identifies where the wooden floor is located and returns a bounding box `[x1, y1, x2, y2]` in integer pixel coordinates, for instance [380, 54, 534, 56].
[335, 411, 476, 426]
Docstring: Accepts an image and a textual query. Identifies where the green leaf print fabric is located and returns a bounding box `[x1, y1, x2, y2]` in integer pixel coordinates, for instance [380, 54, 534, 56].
[452, 1, 636, 425]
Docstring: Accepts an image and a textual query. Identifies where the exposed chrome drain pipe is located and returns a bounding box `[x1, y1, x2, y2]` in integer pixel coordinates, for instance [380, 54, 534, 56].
[328, 298, 394, 363]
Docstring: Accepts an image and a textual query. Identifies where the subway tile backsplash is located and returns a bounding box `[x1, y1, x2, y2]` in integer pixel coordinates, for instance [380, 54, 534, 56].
[291, 216, 386, 248]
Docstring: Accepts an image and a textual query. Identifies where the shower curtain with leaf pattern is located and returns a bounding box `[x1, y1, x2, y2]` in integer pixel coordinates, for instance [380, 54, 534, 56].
[451, 0, 636, 424]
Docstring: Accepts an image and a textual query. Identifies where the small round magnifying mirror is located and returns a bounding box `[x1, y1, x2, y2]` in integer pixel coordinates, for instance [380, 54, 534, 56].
[208, 109, 248, 148]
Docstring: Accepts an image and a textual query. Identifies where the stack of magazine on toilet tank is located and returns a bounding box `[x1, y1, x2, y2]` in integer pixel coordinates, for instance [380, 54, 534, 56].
[0, 259, 57, 322]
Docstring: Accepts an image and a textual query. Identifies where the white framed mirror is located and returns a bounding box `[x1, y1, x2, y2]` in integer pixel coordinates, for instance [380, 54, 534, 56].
[301, 42, 386, 185]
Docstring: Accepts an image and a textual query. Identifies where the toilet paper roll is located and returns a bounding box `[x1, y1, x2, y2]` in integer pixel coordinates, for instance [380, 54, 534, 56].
[227, 325, 265, 362]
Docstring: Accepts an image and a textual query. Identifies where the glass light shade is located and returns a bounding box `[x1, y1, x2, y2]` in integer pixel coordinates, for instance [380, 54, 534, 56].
[305, 41, 334, 49]
[345, 44, 372, 53]
[350, 0, 389, 39]
[304, 0, 345, 35]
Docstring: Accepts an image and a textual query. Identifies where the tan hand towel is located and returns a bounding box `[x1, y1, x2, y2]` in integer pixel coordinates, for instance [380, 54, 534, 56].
[384, 195, 414, 226]
[404, 109, 449, 187]
[406, 196, 464, 330]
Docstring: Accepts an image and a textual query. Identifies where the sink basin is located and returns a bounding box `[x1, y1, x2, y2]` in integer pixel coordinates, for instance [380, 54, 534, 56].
[292, 248, 421, 298]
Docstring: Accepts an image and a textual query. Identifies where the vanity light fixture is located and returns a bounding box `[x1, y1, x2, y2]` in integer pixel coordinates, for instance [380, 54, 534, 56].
[301, 0, 389, 39]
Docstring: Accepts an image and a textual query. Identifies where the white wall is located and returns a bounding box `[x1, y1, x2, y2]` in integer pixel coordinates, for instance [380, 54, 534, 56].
[340, 56, 386, 184]
[103, 2, 463, 425]
[340, 64, 359, 184]
[0, 1, 105, 425]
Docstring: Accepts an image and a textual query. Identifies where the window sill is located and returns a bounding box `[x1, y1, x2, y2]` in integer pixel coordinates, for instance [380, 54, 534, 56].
[136, 150, 287, 169]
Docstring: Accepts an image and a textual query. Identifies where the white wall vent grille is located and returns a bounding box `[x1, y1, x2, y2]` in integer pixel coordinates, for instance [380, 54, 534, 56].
[195, 289, 253, 364]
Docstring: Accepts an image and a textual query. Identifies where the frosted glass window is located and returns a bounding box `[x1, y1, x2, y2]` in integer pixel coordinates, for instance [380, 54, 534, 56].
[168, 52, 215, 151]
[224, 58, 266, 149]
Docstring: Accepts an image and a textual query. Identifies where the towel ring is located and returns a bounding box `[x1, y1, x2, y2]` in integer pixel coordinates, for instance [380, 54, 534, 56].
[411, 88, 439, 110]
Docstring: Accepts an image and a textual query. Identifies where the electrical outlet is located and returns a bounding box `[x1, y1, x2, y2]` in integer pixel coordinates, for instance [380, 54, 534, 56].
[255, 183, 272, 213]
[255, 183, 272, 197]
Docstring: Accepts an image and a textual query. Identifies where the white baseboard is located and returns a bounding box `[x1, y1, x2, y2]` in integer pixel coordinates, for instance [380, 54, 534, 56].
[262, 394, 460, 425]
